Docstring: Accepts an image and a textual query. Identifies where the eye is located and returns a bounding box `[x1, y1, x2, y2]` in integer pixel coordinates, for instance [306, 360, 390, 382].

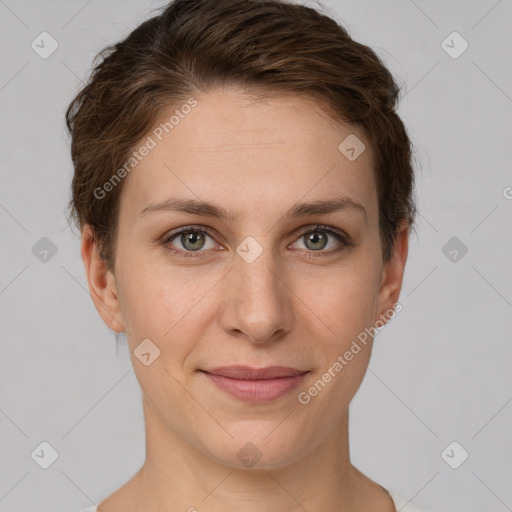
[163, 224, 353, 259]
[290, 225, 353, 255]
[164, 225, 219, 258]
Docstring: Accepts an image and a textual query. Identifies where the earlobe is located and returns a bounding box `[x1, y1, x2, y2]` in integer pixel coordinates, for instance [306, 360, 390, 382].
[81, 225, 125, 333]
[375, 221, 409, 325]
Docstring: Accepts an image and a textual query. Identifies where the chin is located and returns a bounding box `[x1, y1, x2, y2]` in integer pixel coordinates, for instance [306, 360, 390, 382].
[202, 425, 309, 471]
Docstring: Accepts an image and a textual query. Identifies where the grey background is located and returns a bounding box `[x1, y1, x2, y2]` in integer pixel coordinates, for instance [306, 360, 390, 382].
[1, 0, 511, 511]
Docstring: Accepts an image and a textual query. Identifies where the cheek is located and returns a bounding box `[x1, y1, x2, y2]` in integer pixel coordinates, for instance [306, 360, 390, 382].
[116, 258, 214, 360]
[293, 263, 380, 420]
[299, 258, 381, 343]
[115, 257, 172, 349]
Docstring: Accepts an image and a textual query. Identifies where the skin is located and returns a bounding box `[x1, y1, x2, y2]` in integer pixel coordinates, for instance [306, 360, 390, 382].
[82, 85, 409, 512]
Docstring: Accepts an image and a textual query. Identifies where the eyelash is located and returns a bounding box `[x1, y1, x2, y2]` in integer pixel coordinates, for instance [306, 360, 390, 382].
[162, 224, 354, 259]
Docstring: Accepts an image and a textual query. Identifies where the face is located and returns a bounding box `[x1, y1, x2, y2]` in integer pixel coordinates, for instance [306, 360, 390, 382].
[83, 86, 408, 470]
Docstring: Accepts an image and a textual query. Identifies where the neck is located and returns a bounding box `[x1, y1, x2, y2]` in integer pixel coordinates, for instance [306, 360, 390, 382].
[128, 395, 369, 512]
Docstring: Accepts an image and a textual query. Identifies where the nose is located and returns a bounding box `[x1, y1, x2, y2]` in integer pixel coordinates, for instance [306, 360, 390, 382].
[220, 247, 294, 344]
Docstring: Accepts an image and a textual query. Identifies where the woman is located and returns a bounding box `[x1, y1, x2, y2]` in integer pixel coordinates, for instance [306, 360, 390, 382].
[67, 0, 428, 510]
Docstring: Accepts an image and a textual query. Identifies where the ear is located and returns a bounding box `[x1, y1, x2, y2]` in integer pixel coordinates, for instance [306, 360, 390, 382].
[81, 225, 125, 332]
[374, 221, 409, 326]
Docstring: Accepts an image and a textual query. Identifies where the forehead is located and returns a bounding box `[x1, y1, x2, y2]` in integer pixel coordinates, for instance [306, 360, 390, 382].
[118, 87, 377, 226]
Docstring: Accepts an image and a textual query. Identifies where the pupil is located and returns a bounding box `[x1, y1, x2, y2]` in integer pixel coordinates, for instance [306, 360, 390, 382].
[183, 231, 204, 251]
[307, 231, 327, 250]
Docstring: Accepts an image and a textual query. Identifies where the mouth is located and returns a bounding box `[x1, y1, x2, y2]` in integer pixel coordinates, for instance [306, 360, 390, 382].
[199, 366, 310, 402]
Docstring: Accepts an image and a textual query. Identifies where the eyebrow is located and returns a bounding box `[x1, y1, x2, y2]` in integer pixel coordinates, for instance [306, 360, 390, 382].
[139, 196, 367, 225]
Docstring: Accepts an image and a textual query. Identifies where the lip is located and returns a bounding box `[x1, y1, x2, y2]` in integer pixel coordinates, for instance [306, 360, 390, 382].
[205, 365, 308, 380]
[200, 366, 309, 403]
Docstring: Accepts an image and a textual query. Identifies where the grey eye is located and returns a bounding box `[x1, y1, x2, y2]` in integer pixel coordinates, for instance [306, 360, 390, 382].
[167, 229, 216, 252]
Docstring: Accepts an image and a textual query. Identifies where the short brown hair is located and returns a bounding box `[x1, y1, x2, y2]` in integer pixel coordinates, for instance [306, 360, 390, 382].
[65, 0, 417, 271]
